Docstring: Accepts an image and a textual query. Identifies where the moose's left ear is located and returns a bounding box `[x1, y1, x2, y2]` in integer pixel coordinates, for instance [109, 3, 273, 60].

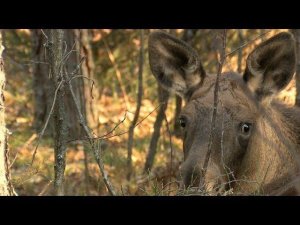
[243, 32, 296, 102]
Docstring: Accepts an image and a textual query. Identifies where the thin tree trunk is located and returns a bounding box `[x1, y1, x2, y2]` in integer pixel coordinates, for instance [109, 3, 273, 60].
[144, 85, 169, 173]
[63, 29, 86, 140]
[0, 31, 13, 196]
[31, 29, 53, 134]
[78, 29, 98, 126]
[74, 29, 98, 195]
[237, 29, 244, 74]
[291, 29, 300, 106]
[173, 29, 196, 136]
[127, 29, 144, 181]
[102, 32, 130, 109]
[32, 29, 88, 140]
[32, 30, 97, 195]
[83, 148, 90, 195]
[144, 29, 181, 173]
[47, 29, 67, 196]
[173, 96, 182, 137]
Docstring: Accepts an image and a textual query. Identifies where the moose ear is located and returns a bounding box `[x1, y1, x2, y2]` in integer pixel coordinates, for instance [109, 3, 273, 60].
[243, 32, 296, 102]
[148, 30, 206, 100]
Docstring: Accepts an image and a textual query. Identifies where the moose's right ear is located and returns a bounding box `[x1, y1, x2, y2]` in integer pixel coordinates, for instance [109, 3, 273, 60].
[148, 31, 206, 100]
[243, 32, 296, 102]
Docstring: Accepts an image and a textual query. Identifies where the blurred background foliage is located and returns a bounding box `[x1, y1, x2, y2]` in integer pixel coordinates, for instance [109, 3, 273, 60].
[1, 29, 296, 195]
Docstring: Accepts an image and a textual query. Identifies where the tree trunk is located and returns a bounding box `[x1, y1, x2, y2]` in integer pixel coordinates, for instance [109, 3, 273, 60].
[291, 29, 300, 107]
[47, 29, 68, 196]
[144, 85, 169, 173]
[173, 96, 182, 137]
[127, 29, 144, 181]
[0, 31, 13, 196]
[74, 29, 98, 195]
[31, 29, 53, 134]
[145, 29, 189, 173]
[76, 29, 98, 127]
[237, 29, 244, 74]
[32, 29, 88, 140]
[62, 29, 87, 140]
[32, 29, 93, 195]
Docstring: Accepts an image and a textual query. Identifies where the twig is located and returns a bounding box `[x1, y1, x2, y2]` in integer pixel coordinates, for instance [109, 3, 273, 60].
[66, 111, 127, 144]
[225, 30, 271, 57]
[96, 103, 163, 141]
[97, 112, 127, 139]
[70, 57, 86, 76]
[30, 80, 63, 166]
[96, 139, 116, 195]
[57, 38, 79, 75]
[201, 29, 227, 186]
[40, 29, 48, 40]
[68, 75, 95, 99]
[38, 180, 53, 196]
[163, 113, 174, 194]
[66, 71, 116, 196]
[237, 29, 244, 73]
[165, 114, 173, 174]
[65, 103, 162, 144]
[10, 133, 37, 169]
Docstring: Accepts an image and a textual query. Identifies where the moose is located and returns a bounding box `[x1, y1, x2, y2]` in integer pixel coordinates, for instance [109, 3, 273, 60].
[148, 30, 300, 195]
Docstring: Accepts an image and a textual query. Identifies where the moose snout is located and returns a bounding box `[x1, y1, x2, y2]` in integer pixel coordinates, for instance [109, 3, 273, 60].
[180, 161, 227, 195]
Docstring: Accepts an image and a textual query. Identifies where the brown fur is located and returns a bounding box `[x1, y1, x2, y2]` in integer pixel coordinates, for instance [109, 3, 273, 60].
[148, 30, 300, 195]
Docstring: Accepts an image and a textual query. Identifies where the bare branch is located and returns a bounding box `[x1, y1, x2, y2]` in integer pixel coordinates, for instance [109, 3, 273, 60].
[226, 30, 271, 57]
[99, 103, 163, 141]
[40, 29, 48, 40]
[10, 133, 37, 169]
[201, 29, 227, 187]
[30, 80, 63, 166]
[163, 113, 174, 194]
[66, 70, 117, 196]
[95, 139, 117, 195]
[68, 75, 95, 99]
[38, 180, 53, 196]
[97, 112, 127, 139]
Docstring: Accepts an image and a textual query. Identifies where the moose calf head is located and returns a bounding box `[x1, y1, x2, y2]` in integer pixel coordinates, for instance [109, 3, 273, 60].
[148, 30, 298, 195]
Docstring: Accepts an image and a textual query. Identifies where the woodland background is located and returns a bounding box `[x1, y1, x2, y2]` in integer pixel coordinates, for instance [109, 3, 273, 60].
[0, 29, 299, 196]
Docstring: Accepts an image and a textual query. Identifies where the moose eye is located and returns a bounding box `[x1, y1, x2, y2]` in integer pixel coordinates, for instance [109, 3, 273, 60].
[240, 123, 252, 134]
[179, 116, 187, 128]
